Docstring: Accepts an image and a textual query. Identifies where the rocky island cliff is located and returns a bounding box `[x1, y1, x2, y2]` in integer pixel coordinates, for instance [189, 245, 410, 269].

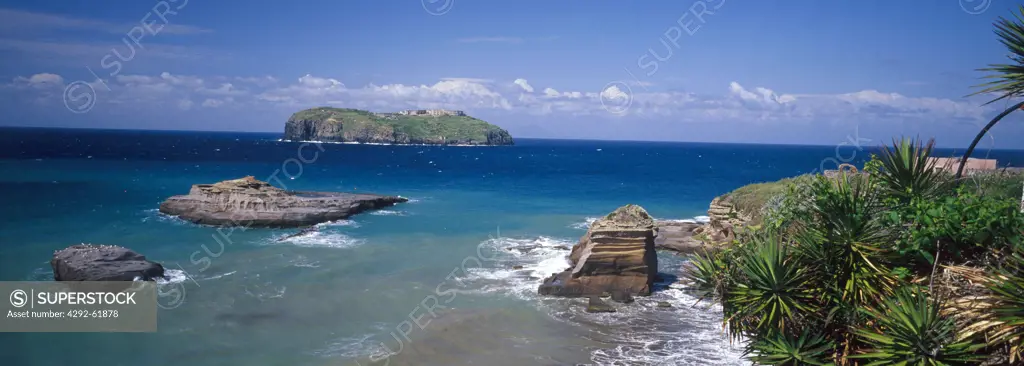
[283, 107, 514, 145]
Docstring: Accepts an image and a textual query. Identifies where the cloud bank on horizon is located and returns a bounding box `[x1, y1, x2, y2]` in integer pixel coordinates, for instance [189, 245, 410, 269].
[1, 0, 1023, 148]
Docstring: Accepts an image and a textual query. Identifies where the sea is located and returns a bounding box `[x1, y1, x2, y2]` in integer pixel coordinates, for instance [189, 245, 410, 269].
[2, 127, 1023, 366]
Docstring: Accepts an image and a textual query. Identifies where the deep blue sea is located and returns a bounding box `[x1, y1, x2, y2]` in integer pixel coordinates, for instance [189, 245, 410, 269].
[2, 127, 1024, 365]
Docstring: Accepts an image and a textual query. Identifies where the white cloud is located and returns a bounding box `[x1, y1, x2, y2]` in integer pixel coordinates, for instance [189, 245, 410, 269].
[297, 74, 343, 89]
[600, 85, 629, 101]
[201, 98, 224, 108]
[235, 76, 278, 87]
[3, 71, 997, 129]
[514, 78, 534, 93]
[160, 72, 204, 88]
[198, 83, 245, 96]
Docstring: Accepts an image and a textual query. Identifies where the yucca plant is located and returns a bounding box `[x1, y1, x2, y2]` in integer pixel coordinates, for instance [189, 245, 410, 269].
[803, 173, 894, 307]
[684, 249, 734, 304]
[788, 173, 897, 361]
[852, 288, 984, 365]
[876, 137, 948, 203]
[748, 329, 836, 366]
[728, 231, 818, 335]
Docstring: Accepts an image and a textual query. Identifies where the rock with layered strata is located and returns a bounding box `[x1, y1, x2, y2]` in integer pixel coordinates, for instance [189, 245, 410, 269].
[158, 176, 407, 227]
[692, 196, 749, 245]
[538, 204, 658, 298]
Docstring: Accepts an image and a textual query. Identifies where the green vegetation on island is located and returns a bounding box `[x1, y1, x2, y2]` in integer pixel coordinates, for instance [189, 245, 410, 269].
[283, 107, 514, 145]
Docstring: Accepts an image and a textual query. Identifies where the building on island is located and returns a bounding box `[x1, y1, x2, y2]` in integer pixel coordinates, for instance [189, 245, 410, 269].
[397, 109, 466, 117]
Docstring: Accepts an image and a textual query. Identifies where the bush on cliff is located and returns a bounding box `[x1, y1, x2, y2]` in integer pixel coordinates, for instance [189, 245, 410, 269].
[685, 137, 1024, 365]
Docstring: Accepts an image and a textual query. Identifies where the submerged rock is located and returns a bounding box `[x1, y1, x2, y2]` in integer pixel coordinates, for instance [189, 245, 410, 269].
[538, 204, 658, 298]
[656, 301, 672, 308]
[158, 176, 407, 228]
[51, 244, 165, 281]
[585, 297, 616, 313]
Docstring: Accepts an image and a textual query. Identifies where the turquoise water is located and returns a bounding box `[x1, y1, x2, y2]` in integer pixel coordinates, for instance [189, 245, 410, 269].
[3, 128, 1023, 365]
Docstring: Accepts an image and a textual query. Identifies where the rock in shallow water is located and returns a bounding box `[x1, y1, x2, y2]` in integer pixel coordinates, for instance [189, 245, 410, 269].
[158, 176, 407, 228]
[585, 297, 616, 313]
[538, 204, 658, 298]
[51, 244, 165, 281]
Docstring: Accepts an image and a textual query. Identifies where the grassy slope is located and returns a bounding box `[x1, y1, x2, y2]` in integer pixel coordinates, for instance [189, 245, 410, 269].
[289, 107, 508, 143]
[718, 170, 1024, 222]
[718, 175, 813, 221]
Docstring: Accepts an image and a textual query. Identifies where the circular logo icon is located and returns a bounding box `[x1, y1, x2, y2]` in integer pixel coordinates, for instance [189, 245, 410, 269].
[599, 81, 633, 116]
[9, 289, 27, 308]
[960, 0, 991, 15]
[63, 80, 97, 114]
[422, 0, 454, 16]
[157, 281, 187, 310]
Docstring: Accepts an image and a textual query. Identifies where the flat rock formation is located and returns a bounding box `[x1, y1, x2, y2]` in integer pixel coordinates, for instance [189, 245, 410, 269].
[283, 107, 514, 145]
[653, 220, 704, 253]
[51, 244, 165, 281]
[538, 204, 658, 298]
[159, 176, 407, 227]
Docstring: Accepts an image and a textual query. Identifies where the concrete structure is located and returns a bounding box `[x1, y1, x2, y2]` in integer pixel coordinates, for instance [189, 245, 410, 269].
[398, 109, 466, 117]
[928, 157, 998, 174]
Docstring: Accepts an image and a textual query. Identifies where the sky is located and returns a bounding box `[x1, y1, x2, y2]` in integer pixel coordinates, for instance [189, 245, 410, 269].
[1, 0, 1024, 148]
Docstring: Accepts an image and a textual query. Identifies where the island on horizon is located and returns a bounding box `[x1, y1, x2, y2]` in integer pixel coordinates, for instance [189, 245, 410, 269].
[282, 107, 514, 146]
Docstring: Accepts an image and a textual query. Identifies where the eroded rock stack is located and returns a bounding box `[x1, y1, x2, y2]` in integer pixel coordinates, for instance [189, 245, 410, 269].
[538, 204, 658, 297]
[159, 176, 407, 227]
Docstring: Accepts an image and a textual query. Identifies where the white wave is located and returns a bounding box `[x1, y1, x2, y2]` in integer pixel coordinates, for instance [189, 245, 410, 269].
[276, 231, 365, 249]
[140, 209, 192, 226]
[369, 210, 407, 216]
[693, 215, 711, 224]
[156, 269, 189, 285]
[570, 217, 600, 230]
[315, 219, 361, 228]
[200, 271, 236, 281]
[463, 235, 574, 299]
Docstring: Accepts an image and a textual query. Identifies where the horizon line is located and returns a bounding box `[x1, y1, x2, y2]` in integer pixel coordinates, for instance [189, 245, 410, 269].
[0, 125, 1016, 152]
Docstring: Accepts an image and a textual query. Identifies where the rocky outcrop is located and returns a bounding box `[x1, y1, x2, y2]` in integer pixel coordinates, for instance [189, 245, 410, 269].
[159, 176, 407, 228]
[653, 220, 705, 253]
[282, 107, 514, 145]
[51, 244, 165, 281]
[538, 204, 658, 298]
[652, 197, 751, 254]
[692, 196, 750, 245]
[284, 118, 345, 142]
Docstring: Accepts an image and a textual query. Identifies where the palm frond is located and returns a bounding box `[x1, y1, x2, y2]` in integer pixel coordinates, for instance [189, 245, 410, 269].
[970, 6, 1024, 105]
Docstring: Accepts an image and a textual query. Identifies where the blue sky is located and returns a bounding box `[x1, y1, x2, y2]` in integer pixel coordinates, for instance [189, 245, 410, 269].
[1, 0, 1024, 148]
